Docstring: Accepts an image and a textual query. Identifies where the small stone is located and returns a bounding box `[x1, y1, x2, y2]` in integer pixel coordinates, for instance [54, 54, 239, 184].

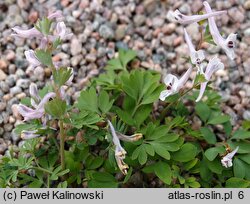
[244, 28, 250, 37]
[162, 23, 176, 35]
[10, 86, 22, 95]
[115, 25, 127, 40]
[0, 81, 10, 93]
[0, 70, 7, 80]
[71, 55, 82, 66]
[6, 50, 15, 61]
[0, 59, 8, 71]
[86, 54, 97, 63]
[243, 111, 250, 120]
[16, 92, 26, 99]
[34, 66, 45, 81]
[152, 17, 164, 28]
[16, 78, 30, 89]
[244, 0, 250, 10]
[0, 102, 6, 112]
[28, 11, 39, 23]
[133, 14, 146, 27]
[12, 104, 21, 119]
[99, 24, 114, 40]
[70, 38, 82, 55]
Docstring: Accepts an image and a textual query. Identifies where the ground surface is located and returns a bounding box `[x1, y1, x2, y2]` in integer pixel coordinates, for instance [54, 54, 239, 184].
[0, 0, 250, 155]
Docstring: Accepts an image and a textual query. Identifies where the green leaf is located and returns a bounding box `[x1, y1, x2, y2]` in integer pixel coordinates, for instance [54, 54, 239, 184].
[116, 109, 134, 126]
[200, 127, 217, 144]
[53, 67, 72, 87]
[206, 158, 223, 174]
[183, 158, 198, 171]
[195, 102, 211, 122]
[133, 104, 152, 127]
[85, 156, 104, 170]
[208, 115, 230, 125]
[228, 141, 250, 154]
[171, 143, 197, 162]
[150, 142, 170, 160]
[45, 98, 66, 118]
[143, 144, 155, 156]
[232, 129, 250, 140]
[76, 87, 99, 113]
[98, 90, 114, 114]
[123, 167, 133, 184]
[205, 146, 225, 161]
[225, 177, 250, 188]
[71, 110, 101, 129]
[35, 49, 53, 67]
[35, 17, 52, 35]
[119, 49, 137, 69]
[154, 162, 172, 185]
[233, 158, 245, 179]
[238, 154, 250, 164]
[89, 172, 118, 188]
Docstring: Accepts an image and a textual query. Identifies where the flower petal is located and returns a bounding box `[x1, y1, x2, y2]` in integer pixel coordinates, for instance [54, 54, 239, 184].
[195, 81, 208, 102]
[24, 50, 41, 67]
[17, 104, 44, 121]
[226, 146, 239, 160]
[159, 90, 173, 101]
[29, 83, 40, 103]
[116, 132, 143, 142]
[167, 8, 226, 25]
[177, 66, 192, 89]
[47, 11, 63, 20]
[205, 57, 224, 80]
[21, 130, 40, 140]
[11, 27, 42, 39]
[37, 92, 56, 110]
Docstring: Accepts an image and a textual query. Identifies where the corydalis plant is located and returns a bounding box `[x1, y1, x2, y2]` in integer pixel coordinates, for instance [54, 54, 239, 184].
[12, 11, 73, 170]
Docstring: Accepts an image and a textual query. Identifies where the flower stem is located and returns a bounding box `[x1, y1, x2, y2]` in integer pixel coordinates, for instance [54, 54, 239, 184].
[59, 120, 65, 170]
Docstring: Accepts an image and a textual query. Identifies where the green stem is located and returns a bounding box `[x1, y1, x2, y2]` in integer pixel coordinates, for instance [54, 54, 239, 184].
[47, 175, 50, 188]
[32, 166, 52, 174]
[59, 120, 65, 170]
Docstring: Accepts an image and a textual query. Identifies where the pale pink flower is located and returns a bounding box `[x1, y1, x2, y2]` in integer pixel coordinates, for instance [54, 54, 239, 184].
[196, 57, 224, 102]
[159, 67, 193, 101]
[167, 9, 226, 25]
[203, 1, 237, 60]
[221, 146, 239, 168]
[184, 28, 205, 66]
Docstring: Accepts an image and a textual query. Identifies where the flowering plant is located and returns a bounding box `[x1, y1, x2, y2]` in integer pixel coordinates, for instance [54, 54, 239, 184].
[0, 2, 250, 188]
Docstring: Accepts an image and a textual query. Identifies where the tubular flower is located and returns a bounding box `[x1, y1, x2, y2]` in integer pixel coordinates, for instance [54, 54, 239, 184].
[107, 120, 128, 175]
[203, 1, 237, 60]
[55, 22, 73, 41]
[196, 57, 224, 102]
[167, 9, 226, 25]
[21, 130, 40, 140]
[221, 146, 239, 168]
[184, 28, 205, 66]
[17, 89, 56, 121]
[24, 50, 41, 68]
[116, 132, 143, 142]
[159, 67, 192, 101]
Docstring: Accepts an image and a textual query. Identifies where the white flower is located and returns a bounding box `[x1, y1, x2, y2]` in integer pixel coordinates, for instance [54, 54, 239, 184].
[107, 120, 129, 175]
[203, 1, 237, 60]
[221, 146, 239, 168]
[196, 57, 224, 102]
[184, 28, 205, 66]
[167, 9, 226, 25]
[159, 67, 192, 101]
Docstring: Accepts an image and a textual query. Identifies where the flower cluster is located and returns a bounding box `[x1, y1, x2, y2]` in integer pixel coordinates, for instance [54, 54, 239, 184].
[161, 1, 237, 102]
[12, 11, 73, 139]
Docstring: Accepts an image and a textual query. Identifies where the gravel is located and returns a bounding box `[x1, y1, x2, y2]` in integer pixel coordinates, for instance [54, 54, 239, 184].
[0, 0, 249, 154]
